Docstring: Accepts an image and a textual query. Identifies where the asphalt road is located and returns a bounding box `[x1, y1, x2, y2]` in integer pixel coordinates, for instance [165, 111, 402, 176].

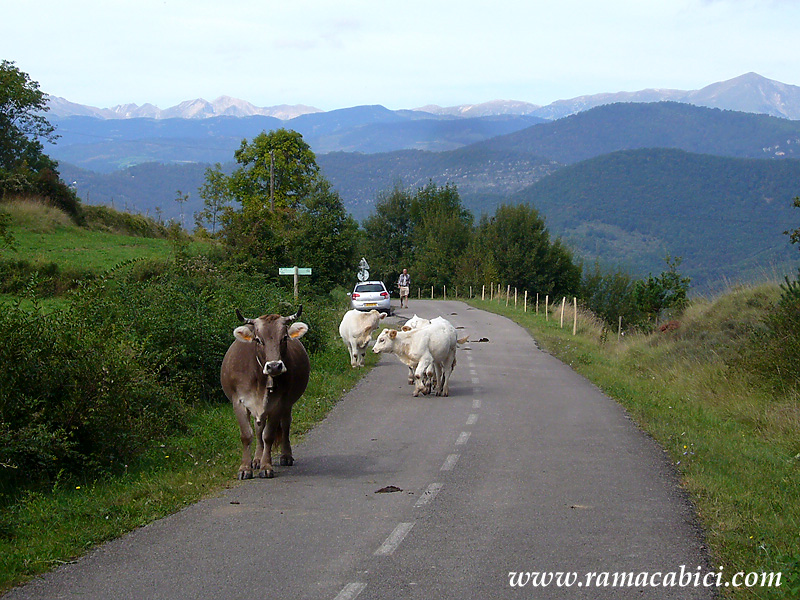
[6, 300, 713, 600]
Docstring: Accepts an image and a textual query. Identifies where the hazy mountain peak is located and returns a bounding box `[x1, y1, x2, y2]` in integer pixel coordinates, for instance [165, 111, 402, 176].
[415, 100, 541, 118]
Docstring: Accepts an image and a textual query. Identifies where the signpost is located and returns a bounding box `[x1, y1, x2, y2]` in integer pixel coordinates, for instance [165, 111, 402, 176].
[357, 257, 370, 282]
[279, 266, 312, 301]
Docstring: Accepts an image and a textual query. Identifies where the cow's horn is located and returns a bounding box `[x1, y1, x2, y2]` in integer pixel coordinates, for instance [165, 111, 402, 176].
[235, 308, 254, 324]
[287, 305, 303, 321]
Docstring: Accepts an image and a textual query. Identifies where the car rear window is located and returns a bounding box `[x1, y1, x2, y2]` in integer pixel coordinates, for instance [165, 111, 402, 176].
[355, 284, 384, 293]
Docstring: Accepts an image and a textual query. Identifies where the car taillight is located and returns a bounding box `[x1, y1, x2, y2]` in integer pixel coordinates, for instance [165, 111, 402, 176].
[380, 292, 389, 298]
[352, 293, 360, 299]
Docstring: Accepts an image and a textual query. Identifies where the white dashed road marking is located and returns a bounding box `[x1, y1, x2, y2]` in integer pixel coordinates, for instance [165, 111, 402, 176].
[456, 431, 471, 445]
[466, 413, 478, 425]
[441, 453, 460, 471]
[333, 582, 367, 600]
[414, 482, 444, 507]
[375, 522, 415, 556]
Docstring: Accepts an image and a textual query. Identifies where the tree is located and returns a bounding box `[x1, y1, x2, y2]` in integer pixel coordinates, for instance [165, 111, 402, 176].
[174, 189, 189, 228]
[286, 179, 359, 291]
[0, 60, 58, 172]
[197, 163, 231, 234]
[409, 182, 473, 290]
[228, 129, 318, 216]
[633, 255, 691, 324]
[482, 203, 580, 296]
[361, 185, 415, 284]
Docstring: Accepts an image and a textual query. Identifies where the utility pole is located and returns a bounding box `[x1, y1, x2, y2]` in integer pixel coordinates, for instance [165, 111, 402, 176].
[269, 150, 275, 211]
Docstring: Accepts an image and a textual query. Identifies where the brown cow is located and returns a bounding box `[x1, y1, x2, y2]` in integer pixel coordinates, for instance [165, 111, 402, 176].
[220, 306, 310, 479]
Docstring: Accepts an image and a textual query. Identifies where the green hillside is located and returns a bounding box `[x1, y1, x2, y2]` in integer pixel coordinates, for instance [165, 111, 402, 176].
[477, 101, 800, 164]
[510, 148, 800, 289]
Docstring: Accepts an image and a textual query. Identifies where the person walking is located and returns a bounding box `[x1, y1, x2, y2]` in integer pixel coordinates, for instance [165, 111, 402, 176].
[398, 268, 411, 309]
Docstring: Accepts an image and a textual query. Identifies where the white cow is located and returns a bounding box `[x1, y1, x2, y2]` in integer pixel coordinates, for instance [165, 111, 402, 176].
[373, 317, 457, 396]
[339, 309, 385, 367]
[404, 314, 431, 330]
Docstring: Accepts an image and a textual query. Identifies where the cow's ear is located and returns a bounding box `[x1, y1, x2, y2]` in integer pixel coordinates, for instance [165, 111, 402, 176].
[234, 325, 255, 343]
[401, 325, 412, 332]
[389, 329, 397, 339]
[288, 322, 308, 339]
[379, 312, 386, 320]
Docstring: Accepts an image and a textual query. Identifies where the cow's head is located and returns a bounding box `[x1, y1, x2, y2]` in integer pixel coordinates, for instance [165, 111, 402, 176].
[233, 306, 308, 378]
[372, 328, 398, 353]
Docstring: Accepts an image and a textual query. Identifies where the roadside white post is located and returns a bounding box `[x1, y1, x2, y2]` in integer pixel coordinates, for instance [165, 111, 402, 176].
[560, 297, 566, 328]
[514, 287, 518, 309]
[506, 285, 510, 307]
[279, 266, 312, 301]
[545, 295, 549, 321]
[524, 290, 528, 312]
[573, 297, 577, 335]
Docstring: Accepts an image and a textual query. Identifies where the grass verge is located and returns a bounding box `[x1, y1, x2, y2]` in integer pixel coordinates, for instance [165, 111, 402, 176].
[467, 288, 799, 599]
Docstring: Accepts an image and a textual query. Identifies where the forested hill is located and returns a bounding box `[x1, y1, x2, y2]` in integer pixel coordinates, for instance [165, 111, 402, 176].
[510, 148, 800, 288]
[474, 102, 800, 165]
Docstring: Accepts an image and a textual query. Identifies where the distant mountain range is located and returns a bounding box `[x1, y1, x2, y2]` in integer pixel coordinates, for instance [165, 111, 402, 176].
[46, 96, 321, 121]
[46, 73, 800, 290]
[47, 72, 800, 122]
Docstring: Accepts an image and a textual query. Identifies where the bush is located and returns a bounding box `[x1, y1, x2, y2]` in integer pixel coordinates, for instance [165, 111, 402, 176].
[752, 272, 800, 392]
[0, 259, 92, 296]
[0, 297, 186, 488]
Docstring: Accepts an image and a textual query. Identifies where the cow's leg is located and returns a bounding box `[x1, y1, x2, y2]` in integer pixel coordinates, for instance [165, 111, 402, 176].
[278, 412, 294, 466]
[414, 355, 433, 396]
[251, 414, 267, 471]
[232, 400, 254, 480]
[407, 365, 415, 385]
[257, 418, 278, 478]
[430, 362, 443, 396]
[440, 354, 455, 397]
[349, 340, 359, 368]
[356, 342, 367, 367]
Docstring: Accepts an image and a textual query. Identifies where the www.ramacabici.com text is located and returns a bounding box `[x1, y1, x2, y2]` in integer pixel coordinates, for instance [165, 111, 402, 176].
[508, 565, 782, 590]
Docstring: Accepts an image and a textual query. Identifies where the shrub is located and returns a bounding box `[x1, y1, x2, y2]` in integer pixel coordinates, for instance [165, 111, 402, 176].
[754, 271, 800, 391]
[0, 296, 186, 489]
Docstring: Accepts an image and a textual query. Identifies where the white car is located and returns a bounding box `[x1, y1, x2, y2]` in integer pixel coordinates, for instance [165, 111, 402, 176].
[351, 281, 392, 313]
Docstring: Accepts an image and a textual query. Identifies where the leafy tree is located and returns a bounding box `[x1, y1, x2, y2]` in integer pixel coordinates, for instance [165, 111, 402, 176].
[197, 163, 231, 234]
[456, 213, 499, 290]
[633, 255, 691, 324]
[0, 60, 58, 172]
[361, 185, 415, 284]
[481, 203, 580, 296]
[581, 262, 643, 328]
[174, 189, 189, 228]
[409, 182, 473, 290]
[229, 129, 318, 216]
[286, 178, 359, 291]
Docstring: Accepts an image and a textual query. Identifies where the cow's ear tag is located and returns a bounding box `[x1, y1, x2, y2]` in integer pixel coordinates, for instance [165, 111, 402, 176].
[234, 325, 255, 343]
[288, 322, 308, 339]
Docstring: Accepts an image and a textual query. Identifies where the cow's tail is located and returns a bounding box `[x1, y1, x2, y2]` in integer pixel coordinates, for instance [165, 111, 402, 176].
[271, 427, 284, 452]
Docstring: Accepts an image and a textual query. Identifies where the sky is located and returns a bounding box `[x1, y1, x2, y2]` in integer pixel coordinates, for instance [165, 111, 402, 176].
[2, 0, 799, 112]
